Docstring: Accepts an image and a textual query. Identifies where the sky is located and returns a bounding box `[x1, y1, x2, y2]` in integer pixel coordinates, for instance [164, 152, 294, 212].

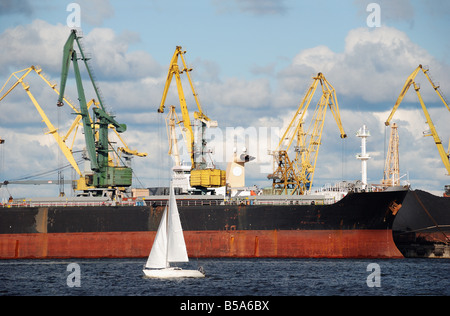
[0, 0, 449, 198]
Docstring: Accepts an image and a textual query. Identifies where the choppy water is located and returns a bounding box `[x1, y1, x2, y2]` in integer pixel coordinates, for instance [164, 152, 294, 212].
[0, 258, 448, 297]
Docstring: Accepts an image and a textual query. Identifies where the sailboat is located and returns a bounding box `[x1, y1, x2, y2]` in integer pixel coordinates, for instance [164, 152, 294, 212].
[143, 183, 205, 278]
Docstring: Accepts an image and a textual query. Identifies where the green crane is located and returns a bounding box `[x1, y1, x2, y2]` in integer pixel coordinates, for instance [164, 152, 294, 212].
[57, 29, 132, 191]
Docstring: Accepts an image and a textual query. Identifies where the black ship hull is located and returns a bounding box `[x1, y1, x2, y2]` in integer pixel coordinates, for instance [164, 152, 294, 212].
[393, 190, 450, 258]
[0, 189, 408, 259]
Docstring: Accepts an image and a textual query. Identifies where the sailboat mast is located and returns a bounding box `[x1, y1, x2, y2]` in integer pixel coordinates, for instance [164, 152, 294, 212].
[165, 194, 170, 268]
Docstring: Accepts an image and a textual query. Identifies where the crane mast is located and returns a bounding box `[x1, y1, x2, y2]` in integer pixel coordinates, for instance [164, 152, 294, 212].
[0, 65, 146, 192]
[385, 64, 450, 175]
[158, 46, 225, 189]
[269, 72, 347, 195]
[57, 29, 134, 192]
[166, 105, 183, 167]
[382, 123, 400, 187]
[0, 31, 145, 195]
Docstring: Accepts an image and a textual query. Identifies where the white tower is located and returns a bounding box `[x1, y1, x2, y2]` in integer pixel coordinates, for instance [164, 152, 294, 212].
[356, 125, 371, 189]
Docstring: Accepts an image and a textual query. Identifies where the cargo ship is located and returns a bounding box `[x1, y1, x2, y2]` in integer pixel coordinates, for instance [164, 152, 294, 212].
[0, 183, 408, 259]
[393, 187, 450, 258]
[0, 30, 408, 260]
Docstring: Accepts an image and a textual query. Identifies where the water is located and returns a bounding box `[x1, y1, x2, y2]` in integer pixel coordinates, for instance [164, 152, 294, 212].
[0, 258, 448, 296]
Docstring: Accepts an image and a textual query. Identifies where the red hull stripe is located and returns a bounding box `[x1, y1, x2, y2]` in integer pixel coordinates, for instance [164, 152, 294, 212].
[0, 230, 403, 259]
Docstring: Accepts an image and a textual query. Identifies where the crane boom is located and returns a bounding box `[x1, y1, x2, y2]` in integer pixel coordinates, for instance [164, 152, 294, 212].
[158, 47, 194, 165]
[270, 72, 347, 195]
[158, 46, 225, 189]
[0, 61, 146, 193]
[57, 29, 134, 191]
[385, 65, 450, 175]
[0, 66, 82, 176]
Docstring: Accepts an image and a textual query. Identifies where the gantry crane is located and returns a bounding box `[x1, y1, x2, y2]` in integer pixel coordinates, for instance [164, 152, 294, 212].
[268, 72, 347, 195]
[0, 64, 146, 192]
[157, 46, 225, 189]
[385, 64, 450, 175]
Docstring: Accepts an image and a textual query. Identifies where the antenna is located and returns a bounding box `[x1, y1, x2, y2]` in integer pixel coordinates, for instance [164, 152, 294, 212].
[356, 125, 371, 189]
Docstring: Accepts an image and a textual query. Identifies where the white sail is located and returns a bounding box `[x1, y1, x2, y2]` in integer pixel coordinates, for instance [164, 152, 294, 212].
[167, 187, 189, 263]
[144, 185, 188, 269]
[145, 205, 168, 269]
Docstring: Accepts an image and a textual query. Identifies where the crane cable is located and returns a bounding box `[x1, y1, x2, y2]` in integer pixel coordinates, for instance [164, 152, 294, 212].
[6, 158, 85, 182]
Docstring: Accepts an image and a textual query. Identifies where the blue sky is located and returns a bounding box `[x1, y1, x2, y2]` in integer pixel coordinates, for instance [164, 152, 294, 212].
[0, 0, 449, 197]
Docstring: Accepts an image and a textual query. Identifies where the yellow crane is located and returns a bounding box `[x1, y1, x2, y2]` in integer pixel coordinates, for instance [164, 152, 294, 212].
[385, 64, 450, 175]
[157, 46, 225, 189]
[0, 65, 146, 191]
[268, 72, 347, 195]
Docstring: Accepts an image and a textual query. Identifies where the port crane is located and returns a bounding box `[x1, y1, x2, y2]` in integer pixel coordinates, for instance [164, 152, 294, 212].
[0, 66, 83, 178]
[268, 72, 347, 195]
[0, 64, 146, 192]
[385, 64, 450, 175]
[0, 29, 146, 195]
[157, 46, 225, 189]
[56, 29, 149, 193]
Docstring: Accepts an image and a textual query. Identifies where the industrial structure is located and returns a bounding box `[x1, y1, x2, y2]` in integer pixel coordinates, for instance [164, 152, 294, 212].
[157, 46, 225, 190]
[382, 123, 400, 187]
[268, 72, 347, 195]
[0, 28, 445, 260]
[385, 64, 450, 175]
[356, 125, 371, 190]
[0, 30, 146, 196]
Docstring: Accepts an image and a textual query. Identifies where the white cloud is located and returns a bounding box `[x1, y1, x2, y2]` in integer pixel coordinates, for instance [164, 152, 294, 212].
[285, 26, 449, 104]
[0, 20, 162, 80]
[83, 28, 162, 80]
[201, 77, 272, 108]
[1, 20, 449, 196]
[0, 20, 68, 74]
[76, 0, 114, 26]
[354, 0, 415, 24]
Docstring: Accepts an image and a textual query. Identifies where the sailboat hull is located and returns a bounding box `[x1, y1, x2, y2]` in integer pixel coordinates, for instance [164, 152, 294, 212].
[143, 267, 205, 279]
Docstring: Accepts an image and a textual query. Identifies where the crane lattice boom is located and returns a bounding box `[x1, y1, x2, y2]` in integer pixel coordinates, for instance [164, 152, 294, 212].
[157, 46, 225, 189]
[385, 64, 450, 175]
[269, 72, 347, 195]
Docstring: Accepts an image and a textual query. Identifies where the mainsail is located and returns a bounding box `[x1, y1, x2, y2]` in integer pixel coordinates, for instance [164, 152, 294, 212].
[145, 185, 188, 269]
